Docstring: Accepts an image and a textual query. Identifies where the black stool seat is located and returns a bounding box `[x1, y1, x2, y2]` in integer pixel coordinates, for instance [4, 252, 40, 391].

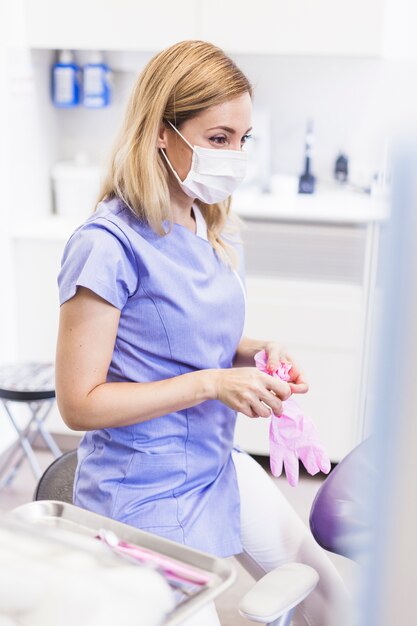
[0, 362, 55, 401]
[0, 361, 61, 489]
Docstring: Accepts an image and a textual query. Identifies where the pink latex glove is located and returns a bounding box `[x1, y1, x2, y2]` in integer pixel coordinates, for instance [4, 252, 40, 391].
[254, 349, 331, 487]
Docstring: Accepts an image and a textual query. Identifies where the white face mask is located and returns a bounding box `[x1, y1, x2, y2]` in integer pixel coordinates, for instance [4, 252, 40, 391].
[159, 120, 248, 204]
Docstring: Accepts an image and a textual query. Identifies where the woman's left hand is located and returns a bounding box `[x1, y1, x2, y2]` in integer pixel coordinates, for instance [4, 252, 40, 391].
[264, 341, 309, 395]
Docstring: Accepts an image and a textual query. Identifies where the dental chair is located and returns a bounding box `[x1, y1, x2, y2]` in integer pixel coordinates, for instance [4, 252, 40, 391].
[309, 436, 372, 562]
[32, 439, 369, 625]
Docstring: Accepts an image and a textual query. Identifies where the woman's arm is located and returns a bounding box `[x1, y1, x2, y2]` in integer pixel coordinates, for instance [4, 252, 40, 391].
[56, 288, 293, 430]
[55, 287, 216, 431]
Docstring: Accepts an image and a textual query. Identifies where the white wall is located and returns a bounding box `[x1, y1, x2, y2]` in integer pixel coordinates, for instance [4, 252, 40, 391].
[27, 50, 415, 196]
[0, 0, 26, 452]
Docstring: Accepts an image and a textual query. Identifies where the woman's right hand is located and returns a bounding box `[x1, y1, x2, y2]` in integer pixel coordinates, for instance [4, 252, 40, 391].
[210, 367, 292, 418]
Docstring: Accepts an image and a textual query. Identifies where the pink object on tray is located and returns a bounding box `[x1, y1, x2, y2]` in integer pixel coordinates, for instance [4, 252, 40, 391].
[254, 350, 331, 487]
[96, 529, 211, 586]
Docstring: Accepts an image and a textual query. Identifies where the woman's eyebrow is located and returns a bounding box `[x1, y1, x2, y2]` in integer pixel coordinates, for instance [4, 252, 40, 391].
[207, 125, 253, 134]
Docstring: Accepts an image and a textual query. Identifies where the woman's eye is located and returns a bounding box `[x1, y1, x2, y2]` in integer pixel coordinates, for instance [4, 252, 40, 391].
[209, 136, 227, 145]
[241, 133, 252, 145]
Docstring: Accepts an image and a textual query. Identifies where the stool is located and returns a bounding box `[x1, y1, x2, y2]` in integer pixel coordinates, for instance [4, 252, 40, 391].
[0, 362, 62, 490]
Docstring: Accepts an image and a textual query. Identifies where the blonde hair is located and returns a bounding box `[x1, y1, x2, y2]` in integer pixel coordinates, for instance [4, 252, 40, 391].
[98, 40, 253, 269]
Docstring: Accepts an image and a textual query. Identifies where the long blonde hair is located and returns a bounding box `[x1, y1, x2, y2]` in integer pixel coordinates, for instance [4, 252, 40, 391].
[98, 40, 253, 269]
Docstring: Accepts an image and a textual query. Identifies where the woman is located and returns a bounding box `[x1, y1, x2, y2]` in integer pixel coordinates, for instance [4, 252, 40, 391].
[56, 40, 351, 625]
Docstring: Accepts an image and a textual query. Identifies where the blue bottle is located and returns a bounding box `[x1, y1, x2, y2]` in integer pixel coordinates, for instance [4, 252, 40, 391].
[51, 50, 80, 108]
[82, 52, 111, 108]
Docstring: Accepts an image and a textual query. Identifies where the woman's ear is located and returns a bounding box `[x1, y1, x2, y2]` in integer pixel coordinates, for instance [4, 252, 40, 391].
[156, 121, 169, 149]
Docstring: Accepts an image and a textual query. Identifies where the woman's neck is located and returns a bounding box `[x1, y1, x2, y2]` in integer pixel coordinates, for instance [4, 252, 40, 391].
[168, 178, 196, 232]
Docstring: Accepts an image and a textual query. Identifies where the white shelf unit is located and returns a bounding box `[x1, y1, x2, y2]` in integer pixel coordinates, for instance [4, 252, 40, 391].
[235, 276, 363, 461]
[23, 0, 197, 52]
[232, 216, 380, 462]
[22, 0, 413, 59]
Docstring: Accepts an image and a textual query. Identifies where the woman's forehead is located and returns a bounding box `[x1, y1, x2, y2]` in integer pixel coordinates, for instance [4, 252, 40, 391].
[191, 94, 252, 132]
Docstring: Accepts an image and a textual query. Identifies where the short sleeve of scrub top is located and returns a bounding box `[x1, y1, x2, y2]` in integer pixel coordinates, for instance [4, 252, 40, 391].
[58, 221, 138, 309]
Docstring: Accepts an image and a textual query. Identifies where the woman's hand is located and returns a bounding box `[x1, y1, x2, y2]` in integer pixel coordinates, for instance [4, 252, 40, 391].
[263, 340, 309, 395]
[211, 367, 292, 419]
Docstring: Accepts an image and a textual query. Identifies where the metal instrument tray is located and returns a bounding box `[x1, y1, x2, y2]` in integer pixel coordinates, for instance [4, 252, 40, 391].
[12, 500, 236, 625]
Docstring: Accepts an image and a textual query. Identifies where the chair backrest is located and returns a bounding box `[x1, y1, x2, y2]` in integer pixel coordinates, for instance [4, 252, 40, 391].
[33, 450, 78, 503]
[309, 437, 373, 560]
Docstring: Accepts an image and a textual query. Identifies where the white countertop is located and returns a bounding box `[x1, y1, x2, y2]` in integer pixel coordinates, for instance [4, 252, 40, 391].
[232, 185, 389, 224]
[11, 187, 389, 241]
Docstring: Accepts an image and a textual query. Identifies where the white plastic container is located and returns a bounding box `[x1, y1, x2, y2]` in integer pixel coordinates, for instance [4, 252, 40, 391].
[52, 154, 102, 219]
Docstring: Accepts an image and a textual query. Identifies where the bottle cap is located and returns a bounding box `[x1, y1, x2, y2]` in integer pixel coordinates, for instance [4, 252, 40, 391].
[89, 51, 104, 65]
[58, 50, 74, 64]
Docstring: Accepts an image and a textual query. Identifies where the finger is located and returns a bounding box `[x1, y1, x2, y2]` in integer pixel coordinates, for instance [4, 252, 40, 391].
[250, 398, 272, 418]
[283, 451, 300, 487]
[269, 441, 284, 477]
[299, 446, 320, 476]
[288, 381, 309, 394]
[259, 400, 273, 418]
[287, 361, 309, 393]
[260, 372, 291, 401]
[315, 448, 331, 474]
[286, 360, 301, 380]
[265, 345, 281, 372]
[292, 370, 308, 386]
[241, 404, 261, 419]
[280, 353, 307, 385]
[257, 388, 283, 415]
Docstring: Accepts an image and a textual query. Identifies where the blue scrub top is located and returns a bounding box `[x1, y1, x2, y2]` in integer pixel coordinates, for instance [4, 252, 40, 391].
[57, 197, 247, 557]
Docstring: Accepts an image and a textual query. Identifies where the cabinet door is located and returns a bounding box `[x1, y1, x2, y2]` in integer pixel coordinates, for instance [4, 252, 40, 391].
[233, 277, 363, 462]
[24, 0, 197, 50]
[200, 0, 384, 56]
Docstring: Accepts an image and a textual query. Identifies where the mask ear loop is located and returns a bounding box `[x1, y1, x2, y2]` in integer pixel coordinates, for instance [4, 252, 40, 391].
[166, 119, 195, 152]
[160, 119, 195, 184]
[159, 146, 184, 185]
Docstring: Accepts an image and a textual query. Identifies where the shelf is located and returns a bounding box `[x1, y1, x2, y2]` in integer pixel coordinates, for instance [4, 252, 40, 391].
[232, 186, 389, 224]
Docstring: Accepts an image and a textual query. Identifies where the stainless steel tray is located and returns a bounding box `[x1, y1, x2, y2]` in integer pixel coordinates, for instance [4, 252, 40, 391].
[12, 500, 236, 625]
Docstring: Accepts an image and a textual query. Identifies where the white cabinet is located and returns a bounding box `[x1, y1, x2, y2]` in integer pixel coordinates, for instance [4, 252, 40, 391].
[14, 238, 62, 364]
[23, 0, 197, 51]
[234, 278, 362, 462]
[232, 217, 372, 462]
[12, 234, 80, 436]
[23, 0, 415, 59]
[200, 0, 384, 56]
[23, 0, 402, 58]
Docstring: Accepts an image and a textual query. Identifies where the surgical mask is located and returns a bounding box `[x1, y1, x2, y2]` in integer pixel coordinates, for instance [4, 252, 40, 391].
[159, 119, 248, 204]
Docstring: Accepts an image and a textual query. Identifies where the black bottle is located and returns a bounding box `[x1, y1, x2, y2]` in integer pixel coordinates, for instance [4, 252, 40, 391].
[298, 119, 316, 194]
[334, 153, 349, 183]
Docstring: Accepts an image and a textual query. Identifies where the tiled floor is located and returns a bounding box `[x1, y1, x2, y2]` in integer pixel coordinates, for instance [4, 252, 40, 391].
[0, 448, 356, 625]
